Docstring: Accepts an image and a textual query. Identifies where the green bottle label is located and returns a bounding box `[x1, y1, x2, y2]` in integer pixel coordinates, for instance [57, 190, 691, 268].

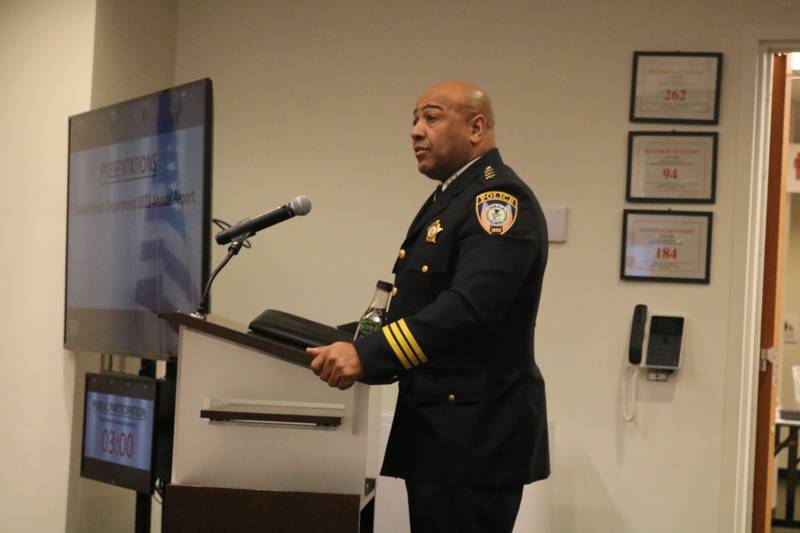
[356, 318, 381, 338]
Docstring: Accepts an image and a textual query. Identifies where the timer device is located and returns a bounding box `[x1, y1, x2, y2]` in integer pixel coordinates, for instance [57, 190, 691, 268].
[81, 372, 174, 493]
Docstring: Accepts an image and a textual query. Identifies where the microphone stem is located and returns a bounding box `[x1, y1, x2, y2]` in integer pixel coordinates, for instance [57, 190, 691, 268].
[194, 233, 253, 317]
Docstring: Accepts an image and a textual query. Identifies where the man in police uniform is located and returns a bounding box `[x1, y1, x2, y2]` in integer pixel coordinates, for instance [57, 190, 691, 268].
[308, 81, 549, 533]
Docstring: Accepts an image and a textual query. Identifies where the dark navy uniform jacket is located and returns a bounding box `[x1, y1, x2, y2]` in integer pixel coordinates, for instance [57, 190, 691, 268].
[354, 148, 549, 487]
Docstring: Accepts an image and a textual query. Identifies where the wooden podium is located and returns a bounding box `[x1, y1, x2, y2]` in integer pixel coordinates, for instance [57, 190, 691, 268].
[160, 313, 380, 533]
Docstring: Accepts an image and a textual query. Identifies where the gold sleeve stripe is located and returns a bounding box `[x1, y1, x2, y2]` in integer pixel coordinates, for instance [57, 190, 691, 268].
[398, 319, 428, 363]
[382, 325, 412, 369]
[389, 322, 420, 366]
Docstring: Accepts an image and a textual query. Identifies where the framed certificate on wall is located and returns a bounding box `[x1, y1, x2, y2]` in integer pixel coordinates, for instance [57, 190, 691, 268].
[626, 131, 717, 203]
[629, 51, 722, 124]
[621, 210, 712, 283]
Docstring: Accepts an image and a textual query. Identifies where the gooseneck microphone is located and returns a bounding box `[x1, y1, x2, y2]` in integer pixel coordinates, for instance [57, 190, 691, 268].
[215, 195, 312, 245]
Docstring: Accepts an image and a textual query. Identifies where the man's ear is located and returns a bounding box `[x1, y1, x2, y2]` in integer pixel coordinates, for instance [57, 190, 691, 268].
[468, 114, 487, 145]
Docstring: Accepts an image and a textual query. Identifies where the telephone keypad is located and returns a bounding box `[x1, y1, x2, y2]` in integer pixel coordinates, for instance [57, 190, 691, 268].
[646, 334, 681, 367]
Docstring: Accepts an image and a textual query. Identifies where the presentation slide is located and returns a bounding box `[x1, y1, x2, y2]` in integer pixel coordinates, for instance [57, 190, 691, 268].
[67, 128, 203, 313]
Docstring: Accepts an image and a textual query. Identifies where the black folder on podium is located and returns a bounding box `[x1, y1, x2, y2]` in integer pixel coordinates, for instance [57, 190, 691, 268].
[249, 309, 353, 348]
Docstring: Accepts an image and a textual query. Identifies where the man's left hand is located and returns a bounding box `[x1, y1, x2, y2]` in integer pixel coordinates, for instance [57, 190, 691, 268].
[307, 342, 364, 390]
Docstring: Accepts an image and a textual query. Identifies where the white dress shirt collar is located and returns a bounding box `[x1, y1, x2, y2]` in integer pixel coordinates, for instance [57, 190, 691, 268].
[440, 156, 481, 192]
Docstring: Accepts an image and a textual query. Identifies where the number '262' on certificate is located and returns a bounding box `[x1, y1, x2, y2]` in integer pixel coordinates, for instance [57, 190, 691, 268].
[621, 210, 712, 283]
[627, 131, 717, 203]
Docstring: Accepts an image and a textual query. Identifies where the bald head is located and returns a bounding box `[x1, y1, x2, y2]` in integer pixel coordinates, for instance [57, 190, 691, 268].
[411, 81, 497, 180]
[426, 81, 495, 129]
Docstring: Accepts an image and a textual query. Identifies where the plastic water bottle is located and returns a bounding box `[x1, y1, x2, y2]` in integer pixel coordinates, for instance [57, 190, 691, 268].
[354, 281, 393, 339]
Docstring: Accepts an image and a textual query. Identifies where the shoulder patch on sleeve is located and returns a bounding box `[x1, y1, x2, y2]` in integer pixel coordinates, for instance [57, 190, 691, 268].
[475, 190, 518, 235]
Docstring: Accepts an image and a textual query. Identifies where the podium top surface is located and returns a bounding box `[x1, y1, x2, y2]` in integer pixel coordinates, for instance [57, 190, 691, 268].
[161, 312, 312, 368]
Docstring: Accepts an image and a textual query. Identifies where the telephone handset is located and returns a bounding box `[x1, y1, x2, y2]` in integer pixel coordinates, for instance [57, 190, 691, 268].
[627, 304, 684, 370]
[628, 304, 648, 366]
[624, 304, 648, 422]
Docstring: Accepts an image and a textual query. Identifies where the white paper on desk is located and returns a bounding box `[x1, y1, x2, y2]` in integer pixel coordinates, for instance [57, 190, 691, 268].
[793, 366, 800, 406]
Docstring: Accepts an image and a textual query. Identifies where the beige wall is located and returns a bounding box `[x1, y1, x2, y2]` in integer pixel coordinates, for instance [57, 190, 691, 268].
[170, 1, 796, 533]
[0, 1, 95, 531]
[89, 0, 179, 108]
[2, 1, 800, 532]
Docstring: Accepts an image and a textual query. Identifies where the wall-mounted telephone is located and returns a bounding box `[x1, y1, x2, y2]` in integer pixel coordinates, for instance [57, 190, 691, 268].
[628, 304, 685, 371]
[623, 304, 686, 422]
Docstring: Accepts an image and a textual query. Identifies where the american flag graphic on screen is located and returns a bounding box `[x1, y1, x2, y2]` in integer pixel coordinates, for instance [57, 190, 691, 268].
[134, 91, 195, 314]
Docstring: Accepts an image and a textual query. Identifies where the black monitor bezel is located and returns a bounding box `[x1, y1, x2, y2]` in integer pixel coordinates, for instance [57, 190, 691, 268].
[63, 78, 213, 359]
[80, 372, 159, 493]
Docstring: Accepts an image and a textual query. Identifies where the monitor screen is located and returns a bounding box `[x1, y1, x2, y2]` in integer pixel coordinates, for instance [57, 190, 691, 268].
[81, 372, 158, 493]
[65, 79, 212, 359]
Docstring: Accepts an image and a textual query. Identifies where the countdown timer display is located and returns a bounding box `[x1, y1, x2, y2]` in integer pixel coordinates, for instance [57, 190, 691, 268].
[84, 390, 154, 469]
[81, 373, 156, 492]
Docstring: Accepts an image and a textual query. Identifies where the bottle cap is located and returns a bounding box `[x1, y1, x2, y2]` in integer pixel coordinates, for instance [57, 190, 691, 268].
[377, 280, 393, 292]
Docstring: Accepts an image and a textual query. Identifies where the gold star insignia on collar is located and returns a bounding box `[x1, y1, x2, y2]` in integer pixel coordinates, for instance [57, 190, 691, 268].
[484, 165, 496, 180]
[426, 219, 444, 243]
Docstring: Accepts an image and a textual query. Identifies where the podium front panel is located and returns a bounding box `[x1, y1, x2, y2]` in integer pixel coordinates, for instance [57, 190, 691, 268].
[171, 325, 373, 496]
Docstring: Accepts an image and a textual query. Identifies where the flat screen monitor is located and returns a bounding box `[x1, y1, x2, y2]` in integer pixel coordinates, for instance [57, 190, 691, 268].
[65, 79, 212, 359]
[81, 372, 158, 493]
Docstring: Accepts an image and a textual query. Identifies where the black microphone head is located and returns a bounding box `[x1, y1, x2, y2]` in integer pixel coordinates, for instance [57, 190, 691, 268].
[290, 195, 312, 216]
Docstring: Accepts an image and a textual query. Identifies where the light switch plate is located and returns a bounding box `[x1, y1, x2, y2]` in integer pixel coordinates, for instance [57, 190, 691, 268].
[543, 205, 567, 242]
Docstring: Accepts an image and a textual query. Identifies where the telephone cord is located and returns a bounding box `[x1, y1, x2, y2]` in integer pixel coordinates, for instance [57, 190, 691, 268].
[623, 365, 639, 422]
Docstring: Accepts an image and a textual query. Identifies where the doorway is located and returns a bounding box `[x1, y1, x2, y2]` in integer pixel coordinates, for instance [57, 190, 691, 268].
[753, 51, 800, 533]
